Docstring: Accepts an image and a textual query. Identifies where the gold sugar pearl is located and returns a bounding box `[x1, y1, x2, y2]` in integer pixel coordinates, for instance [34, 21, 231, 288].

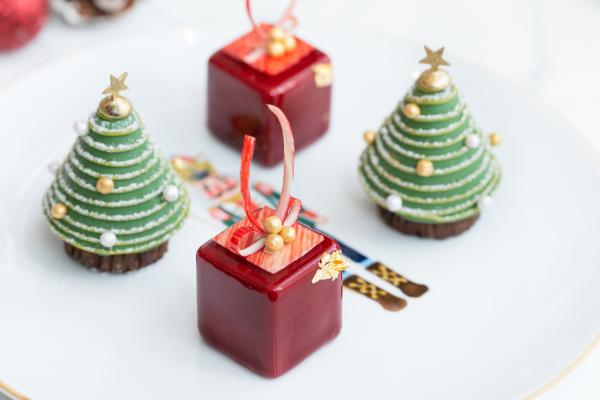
[363, 130, 376, 145]
[280, 226, 296, 243]
[403, 103, 421, 119]
[51, 203, 67, 219]
[171, 157, 187, 172]
[489, 132, 502, 146]
[96, 176, 115, 194]
[268, 27, 286, 42]
[283, 35, 297, 52]
[264, 233, 284, 254]
[416, 159, 434, 177]
[267, 40, 286, 58]
[263, 216, 283, 235]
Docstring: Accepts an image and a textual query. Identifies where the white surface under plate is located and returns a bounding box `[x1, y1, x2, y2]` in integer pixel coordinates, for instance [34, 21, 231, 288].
[0, 25, 599, 400]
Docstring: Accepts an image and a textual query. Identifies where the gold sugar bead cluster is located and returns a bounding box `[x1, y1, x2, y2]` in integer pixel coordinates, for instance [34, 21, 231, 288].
[263, 216, 297, 253]
[51, 203, 67, 219]
[96, 176, 115, 194]
[267, 27, 297, 58]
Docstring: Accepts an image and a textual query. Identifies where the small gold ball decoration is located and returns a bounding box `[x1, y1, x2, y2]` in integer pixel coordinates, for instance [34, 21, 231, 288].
[268, 26, 286, 41]
[363, 130, 376, 145]
[416, 159, 434, 177]
[489, 132, 502, 146]
[417, 69, 451, 92]
[403, 103, 421, 119]
[51, 203, 67, 219]
[264, 233, 284, 254]
[98, 95, 132, 120]
[171, 157, 187, 175]
[267, 26, 297, 58]
[280, 226, 297, 244]
[267, 40, 286, 58]
[96, 176, 115, 194]
[263, 216, 283, 235]
[282, 35, 297, 52]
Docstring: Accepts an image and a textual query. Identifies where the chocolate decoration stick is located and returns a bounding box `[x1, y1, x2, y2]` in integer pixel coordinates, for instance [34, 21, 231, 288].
[366, 262, 428, 298]
[343, 275, 406, 311]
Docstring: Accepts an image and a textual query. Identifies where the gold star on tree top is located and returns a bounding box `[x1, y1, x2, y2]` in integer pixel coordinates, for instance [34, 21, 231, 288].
[102, 72, 129, 98]
[419, 47, 450, 71]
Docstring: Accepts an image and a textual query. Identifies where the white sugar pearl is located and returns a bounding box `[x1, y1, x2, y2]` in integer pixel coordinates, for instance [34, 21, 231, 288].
[466, 133, 481, 149]
[477, 195, 493, 210]
[47, 161, 61, 175]
[386, 194, 403, 212]
[162, 185, 180, 202]
[93, 0, 129, 13]
[73, 120, 88, 136]
[100, 231, 117, 248]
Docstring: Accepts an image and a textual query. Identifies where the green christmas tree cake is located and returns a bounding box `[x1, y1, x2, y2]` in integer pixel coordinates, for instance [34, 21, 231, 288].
[358, 47, 502, 239]
[43, 73, 190, 272]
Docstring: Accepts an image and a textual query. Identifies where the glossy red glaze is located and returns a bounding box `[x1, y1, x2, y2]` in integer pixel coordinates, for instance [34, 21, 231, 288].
[196, 232, 342, 378]
[207, 46, 332, 166]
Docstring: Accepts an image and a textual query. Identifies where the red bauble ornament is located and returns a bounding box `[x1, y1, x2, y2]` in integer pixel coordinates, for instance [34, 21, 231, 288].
[0, 0, 48, 51]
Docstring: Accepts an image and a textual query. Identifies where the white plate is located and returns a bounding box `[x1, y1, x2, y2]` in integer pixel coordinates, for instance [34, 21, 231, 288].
[1, 25, 599, 400]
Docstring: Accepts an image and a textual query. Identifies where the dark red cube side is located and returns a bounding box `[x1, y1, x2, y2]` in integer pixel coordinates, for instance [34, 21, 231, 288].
[207, 48, 332, 166]
[196, 233, 342, 378]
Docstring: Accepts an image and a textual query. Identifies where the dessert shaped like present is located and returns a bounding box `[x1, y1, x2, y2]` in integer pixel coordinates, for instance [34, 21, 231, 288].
[207, 0, 332, 166]
[358, 47, 502, 239]
[42, 73, 189, 272]
[197, 105, 346, 377]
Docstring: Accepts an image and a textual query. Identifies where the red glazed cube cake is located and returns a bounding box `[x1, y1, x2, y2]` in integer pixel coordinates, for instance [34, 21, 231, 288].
[196, 207, 342, 377]
[207, 25, 332, 166]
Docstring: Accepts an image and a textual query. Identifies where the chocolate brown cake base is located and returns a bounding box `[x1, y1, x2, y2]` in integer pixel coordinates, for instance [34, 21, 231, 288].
[378, 207, 479, 239]
[64, 241, 168, 273]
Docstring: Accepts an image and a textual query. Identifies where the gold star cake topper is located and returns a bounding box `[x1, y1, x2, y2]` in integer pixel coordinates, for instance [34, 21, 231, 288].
[419, 46, 450, 71]
[98, 72, 132, 120]
[102, 72, 129, 99]
[417, 46, 452, 92]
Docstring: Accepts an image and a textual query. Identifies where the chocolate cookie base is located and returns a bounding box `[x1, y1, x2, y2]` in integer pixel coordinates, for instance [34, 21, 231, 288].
[378, 207, 479, 239]
[64, 241, 169, 273]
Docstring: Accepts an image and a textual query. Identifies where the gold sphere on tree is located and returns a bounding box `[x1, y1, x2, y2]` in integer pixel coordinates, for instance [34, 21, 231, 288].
[489, 132, 502, 146]
[363, 130, 376, 145]
[416, 159, 434, 177]
[263, 216, 283, 235]
[51, 203, 67, 219]
[264, 233, 284, 254]
[417, 70, 451, 92]
[280, 226, 297, 243]
[96, 176, 115, 194]
[403, 103, 421, 119]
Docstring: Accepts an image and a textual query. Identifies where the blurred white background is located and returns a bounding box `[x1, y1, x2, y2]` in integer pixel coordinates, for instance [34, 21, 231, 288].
[0, 1, 599, 398]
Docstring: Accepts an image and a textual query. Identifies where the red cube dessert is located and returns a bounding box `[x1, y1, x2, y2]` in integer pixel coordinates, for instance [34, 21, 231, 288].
[196, 208, 342, 377]
[207, 24, 332, 166]
[197, 106, 346, 377]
